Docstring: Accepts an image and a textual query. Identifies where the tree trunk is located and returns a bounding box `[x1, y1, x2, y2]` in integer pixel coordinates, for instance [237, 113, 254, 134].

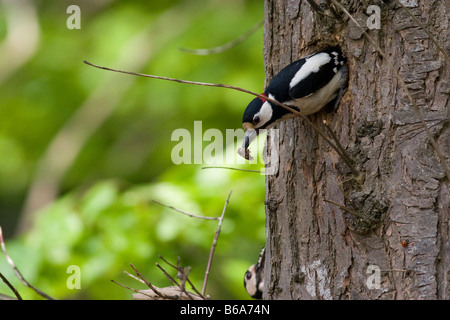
[263, 0, 449, 300]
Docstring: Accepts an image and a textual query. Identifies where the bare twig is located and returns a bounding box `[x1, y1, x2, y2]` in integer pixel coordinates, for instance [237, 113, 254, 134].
[323, 198, 368, 221]
[155, 262, 180, 287]
[129, 263, 154, 288]
[111, 279, 155, 298]
[0, 226, 54, 300]
[185, 274, 204, 298]
[0, 271, 22, 300]
[323, 198, 356, 214]
[151, 199, 220, 220]
[395, 0, 450, 63]
[83, 60, 264, 97]
[180, 20, 263, 55]
[129, 263, 177, 299]
[158, 255, 204, 298]
[120, 260, 204, 300]
[332, 0, 450, 180]
[83, 60, 361, 180]
[336, 180, 359, 211]
[124, 270, 146, 285]
[158, 255, 180, 270]
[324, 122, 355, 165]
[201, 166, 263, 173]
[202, 190, 232, 296]
[159, 256, 187, 285]
[155, 262, 198, 300]
[116, 190, 235, 300]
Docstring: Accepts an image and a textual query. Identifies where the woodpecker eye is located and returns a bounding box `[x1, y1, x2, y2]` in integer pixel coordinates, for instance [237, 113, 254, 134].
[253, 115, 260, 125]
[245, 271, 252, 280]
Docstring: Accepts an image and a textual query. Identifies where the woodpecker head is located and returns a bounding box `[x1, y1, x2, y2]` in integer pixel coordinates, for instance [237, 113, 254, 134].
[244, 265, 263, 299]
[240, 94, 275, 157]
[244, 247, 265, 299]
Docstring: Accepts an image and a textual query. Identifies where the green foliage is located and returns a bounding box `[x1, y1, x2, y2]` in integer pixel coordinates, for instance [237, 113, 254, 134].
[0, 0, 266, 300]
[1, 173, 266, 299]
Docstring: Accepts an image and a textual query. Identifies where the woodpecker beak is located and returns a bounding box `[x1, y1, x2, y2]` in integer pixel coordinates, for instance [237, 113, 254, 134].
[242, 122, 258, 148]
[242, 128, 257, 150]
[238, 122, 258, 160]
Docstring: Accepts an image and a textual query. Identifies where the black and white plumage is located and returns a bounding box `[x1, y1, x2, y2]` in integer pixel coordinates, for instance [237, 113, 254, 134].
[239, 47, 348, 158]
[244, 247, 265, 299]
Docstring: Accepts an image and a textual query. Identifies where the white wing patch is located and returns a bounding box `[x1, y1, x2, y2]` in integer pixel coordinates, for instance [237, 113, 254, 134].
[289, 52, 332, 89]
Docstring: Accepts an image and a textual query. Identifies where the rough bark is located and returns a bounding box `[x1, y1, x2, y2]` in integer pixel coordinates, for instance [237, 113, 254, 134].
[263, 0, 449, 300]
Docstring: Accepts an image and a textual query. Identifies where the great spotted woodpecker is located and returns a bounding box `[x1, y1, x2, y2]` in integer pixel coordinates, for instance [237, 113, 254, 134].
[244, 247, 265, 299]
[238, 47, 348, 159]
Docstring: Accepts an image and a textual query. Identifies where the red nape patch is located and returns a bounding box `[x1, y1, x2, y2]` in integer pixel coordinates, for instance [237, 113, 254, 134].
[258, 93, 267, 102]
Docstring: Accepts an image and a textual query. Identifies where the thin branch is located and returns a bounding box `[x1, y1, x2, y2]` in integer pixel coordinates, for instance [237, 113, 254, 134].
[324, 122, 355, 165]
[126, 263, 201, 300]
[323, 198, 368, 221]
[0, 226, 54, 300]
[158, 256, 187, 286]
[111, 279, 155, 298]
[337, 179, 359, 211]
[332, 0, 450, 181]
[180, 20, 263, 55]
[155, 263, 180, 287]
[129, 263, 176, 299]
[124, 271, 146, 285]
[83, 60, 361, 180]
[158, 255, 179, 269]
[155, 262, 199, 300]
[158, 255, 204, 298]
[395, 0, 450, 63]
[185, 275, 204, 299]
[0, 272, 22, 300]
[202, 190, 232, 296]
[83, 60, 261, 96]
[201, 166, 263, 173]
[323, 198, 356, 214]
[151, 199, 220, 220]
[129, 263, 153, 288]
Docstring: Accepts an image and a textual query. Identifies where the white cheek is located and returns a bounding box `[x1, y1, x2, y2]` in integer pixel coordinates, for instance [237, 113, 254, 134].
[256, 101, 273, 127]
[246, 277, 257, 296]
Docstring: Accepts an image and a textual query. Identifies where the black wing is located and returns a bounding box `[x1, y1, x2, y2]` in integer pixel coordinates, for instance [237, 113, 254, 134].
[288, 47, 346, 99]
[265, 59, 307, 103]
